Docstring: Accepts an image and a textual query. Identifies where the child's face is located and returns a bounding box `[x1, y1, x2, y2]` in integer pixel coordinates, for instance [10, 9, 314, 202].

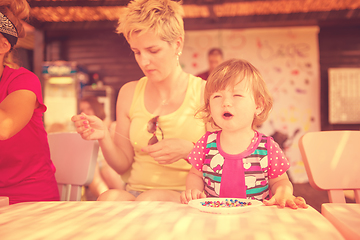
[79, 101, 95, 116]
[209, 79, 261, 133]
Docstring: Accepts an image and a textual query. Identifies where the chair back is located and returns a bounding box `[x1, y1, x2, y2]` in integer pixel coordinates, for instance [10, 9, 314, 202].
[299, 130, 360, 203]
[0, 197, 9, 207]
[48, 132, 99, 201]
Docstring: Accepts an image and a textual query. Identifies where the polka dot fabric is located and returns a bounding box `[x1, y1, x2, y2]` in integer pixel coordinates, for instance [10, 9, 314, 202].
[267, 140, 290, 179]
[187, 132, 210, 172]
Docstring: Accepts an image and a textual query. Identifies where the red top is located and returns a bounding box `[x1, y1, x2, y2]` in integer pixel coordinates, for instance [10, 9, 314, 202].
[0, 66, 59, 204]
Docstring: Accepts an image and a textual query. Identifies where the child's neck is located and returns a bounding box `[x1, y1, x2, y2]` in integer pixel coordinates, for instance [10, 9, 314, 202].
[220, 129, 255, 155]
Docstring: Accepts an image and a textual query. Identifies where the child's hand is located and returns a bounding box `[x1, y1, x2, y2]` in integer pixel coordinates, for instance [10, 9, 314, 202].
[263, 194, 308, 209]
[180, 189, 206, 204]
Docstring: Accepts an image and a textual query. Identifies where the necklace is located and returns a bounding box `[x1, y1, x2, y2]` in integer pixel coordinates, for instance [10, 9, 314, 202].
[151, 72, 189, 115]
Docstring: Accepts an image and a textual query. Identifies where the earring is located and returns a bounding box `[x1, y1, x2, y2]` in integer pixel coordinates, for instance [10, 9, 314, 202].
[176, 51, 182, 66]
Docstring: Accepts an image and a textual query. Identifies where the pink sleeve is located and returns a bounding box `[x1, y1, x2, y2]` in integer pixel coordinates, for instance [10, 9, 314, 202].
[187, 133, 208, 172]
[8, 68, 47, 112]
[266, 137, 290, 179]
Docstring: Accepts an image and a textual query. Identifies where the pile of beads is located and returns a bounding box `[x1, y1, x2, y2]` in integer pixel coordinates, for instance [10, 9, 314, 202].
[200, 199, 252, 208]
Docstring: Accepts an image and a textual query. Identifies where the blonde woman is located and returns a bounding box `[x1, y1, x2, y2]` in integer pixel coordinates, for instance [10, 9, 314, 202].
[72, 0, 206, 202]
[0, 0, 59, 204]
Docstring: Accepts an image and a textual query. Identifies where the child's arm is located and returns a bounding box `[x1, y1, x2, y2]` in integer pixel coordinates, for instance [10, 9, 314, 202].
[180, 166, 206, 204]
[264, 173, 308, 209]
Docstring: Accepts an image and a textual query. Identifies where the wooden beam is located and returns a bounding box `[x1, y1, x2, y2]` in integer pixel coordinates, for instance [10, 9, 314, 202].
[27, 0, 287, 8]
[28, 0, 129, 7]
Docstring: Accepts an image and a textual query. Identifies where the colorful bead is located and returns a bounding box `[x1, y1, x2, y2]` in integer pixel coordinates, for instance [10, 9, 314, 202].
[200, 199, 252, 208]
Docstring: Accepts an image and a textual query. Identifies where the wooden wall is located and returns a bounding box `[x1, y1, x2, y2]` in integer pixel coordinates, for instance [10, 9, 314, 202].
[318, 25, 360, 130]
[40, 24, 360, 130]
[45, 29, 144, 95]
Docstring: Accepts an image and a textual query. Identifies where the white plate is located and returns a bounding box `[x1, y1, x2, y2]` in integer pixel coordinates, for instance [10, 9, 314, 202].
[188, 197, 263, 214]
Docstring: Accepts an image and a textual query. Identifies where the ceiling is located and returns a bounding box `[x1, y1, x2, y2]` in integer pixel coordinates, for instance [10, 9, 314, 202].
[26, 0, 360, 30]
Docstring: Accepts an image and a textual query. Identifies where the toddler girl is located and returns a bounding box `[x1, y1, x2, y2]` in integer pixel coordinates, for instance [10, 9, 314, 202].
[180, 59, 307, 209]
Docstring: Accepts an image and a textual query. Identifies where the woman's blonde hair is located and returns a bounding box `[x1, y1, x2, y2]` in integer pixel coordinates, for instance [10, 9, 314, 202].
[116, 0, 184, 44]
[0, 0, 30, 67]
[198, 59, 273, 129]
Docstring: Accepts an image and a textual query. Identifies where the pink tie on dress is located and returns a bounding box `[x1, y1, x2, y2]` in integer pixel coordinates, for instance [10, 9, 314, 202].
[219, 157, 246, 198]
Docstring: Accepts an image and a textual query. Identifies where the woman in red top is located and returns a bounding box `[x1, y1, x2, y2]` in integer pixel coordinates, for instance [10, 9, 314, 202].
[0, 0, 59, 204]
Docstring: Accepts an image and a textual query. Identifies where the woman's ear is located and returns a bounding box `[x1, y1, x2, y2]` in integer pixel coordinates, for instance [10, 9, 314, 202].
[0, 36, 11, 54]
[175, 36, 183, 54]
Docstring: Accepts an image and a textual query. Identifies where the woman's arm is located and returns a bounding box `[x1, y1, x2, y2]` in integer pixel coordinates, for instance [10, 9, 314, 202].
[72, 82, 137, 175]
[98, 83, 135, 174]
[0, 90, 37, 140]
[141, 138, 194, 164]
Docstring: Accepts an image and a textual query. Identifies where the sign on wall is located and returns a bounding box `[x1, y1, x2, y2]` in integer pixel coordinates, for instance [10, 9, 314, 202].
[328, 68, 360, 124]
[181, 26, 320, 183]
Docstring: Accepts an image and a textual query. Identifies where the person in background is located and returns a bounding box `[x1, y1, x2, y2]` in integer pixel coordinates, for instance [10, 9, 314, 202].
[72, 0, 206, 202]
[181, 59, 308, 209]
[197, 48, 224, 80]
[78, 96, 125, 199]
[0, 0, 59, 204]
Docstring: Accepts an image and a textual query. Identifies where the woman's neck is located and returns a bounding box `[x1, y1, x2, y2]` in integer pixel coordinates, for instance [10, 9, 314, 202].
[148, 67, 188, 100]
[145, 67, 189, 115]
[151, 67, 186, 98]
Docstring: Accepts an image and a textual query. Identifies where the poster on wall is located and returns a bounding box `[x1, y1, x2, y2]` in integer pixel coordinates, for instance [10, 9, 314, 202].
[181, 26, 320, 183]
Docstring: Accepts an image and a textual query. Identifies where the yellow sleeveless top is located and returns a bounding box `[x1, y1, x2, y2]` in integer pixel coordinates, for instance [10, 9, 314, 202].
[127, 75, 206, 192]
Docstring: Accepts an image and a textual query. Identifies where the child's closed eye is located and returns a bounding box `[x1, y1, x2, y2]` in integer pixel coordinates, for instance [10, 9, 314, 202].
[212, 94, 222, 99]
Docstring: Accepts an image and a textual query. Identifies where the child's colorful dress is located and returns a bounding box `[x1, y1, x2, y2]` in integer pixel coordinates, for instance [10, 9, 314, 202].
[187, 130, 290, 201]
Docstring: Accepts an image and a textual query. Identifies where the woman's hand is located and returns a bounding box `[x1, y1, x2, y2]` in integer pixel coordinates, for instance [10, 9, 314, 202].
[71, 113, 106, 140]
[141, 138, 194, 164]
[263, 193, 308, 209]
[180, 189, 206, 204]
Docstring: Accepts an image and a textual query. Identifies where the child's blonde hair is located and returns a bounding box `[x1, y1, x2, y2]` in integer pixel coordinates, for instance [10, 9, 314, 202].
[116, 0, 184, 44]
[199, 58, 273, 129]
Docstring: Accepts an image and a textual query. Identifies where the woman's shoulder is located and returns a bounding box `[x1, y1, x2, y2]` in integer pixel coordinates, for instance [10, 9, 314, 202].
[3, 66, 38, 81]
[6, 66, 36, 75]
[189, 74, 206, 85]
[2, 67, 42, 95]
[187, 74, 206, 101]
[117, 78, 147, 113]
[120, 80, 138, 93]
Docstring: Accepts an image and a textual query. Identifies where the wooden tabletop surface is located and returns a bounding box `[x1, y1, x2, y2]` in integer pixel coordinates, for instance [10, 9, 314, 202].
[0, 201, 344, 240]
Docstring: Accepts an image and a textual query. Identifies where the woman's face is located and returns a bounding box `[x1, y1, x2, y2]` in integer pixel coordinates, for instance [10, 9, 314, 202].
[128, 31, 180, 82]
[0, 34, 11, 54]
[79, 101, 95, 116]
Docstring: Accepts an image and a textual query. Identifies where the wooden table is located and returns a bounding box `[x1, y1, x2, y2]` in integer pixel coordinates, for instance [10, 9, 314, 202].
[0, 201, 344, 240]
